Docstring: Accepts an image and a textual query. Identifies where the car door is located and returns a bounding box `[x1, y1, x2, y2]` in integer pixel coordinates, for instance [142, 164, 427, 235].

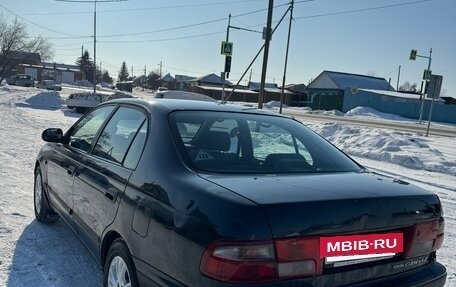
[46, 106, 116, 224]
[72, 106, 147, 254]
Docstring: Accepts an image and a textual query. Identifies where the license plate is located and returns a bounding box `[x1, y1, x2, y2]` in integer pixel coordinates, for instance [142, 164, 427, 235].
[320, 233, 403, 258]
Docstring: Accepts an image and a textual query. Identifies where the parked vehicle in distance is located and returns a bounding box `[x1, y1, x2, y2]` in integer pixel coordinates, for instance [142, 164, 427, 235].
[154, 90, 216, 102]
[35, 99, 446, 287]
[66, 90, 133, 113]
[36, 80, 62, 91]
[6, 74, 35, 87]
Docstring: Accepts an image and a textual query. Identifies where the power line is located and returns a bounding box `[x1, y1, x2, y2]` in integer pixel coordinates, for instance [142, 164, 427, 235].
[20, 0, 266, 15]
[97, 2, 289, 38]
[294, 0, 432, 20]
[54, 41, 94, 47]
[98, 31, 225, 44]
[0, 3, 86, 37]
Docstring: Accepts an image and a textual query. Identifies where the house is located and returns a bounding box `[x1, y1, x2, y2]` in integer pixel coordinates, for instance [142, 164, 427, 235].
[284, 83, 308, 106]
[190, 73, 232, 87]
[17, 63, 82, 84]
[191, 85, 259, 102]
[247, 81, 303, 106]
[346, 89, 456, 124]
[0, 51, 41, 79]
[306, 71, 394, 111]
[175, 74, 196, 91]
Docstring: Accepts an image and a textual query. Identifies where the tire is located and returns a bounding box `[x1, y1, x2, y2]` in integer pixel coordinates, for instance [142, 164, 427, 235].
[104, 239, 139, 287]
[67, 106, 74, 109]
[34, 168, 59, 223]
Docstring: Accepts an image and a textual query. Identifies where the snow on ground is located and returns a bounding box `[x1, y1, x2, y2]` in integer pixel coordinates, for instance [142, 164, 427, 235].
[307, 122, 456, 175]
[0, 86, 455, 286]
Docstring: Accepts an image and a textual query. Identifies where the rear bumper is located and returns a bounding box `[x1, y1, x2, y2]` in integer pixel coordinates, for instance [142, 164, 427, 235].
[133, 256, 446, 287]
[346, 261, 446, 287]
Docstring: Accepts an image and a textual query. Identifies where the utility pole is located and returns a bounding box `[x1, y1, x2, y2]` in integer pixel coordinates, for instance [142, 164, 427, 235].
[221, 14, 231, 102]
[131, 66, 133, 78]
[415, 48, 432, 123]
[158, 61, 162, 78]
[396, 65, 401, 91]
[55, 0, 128, 92]
[258, 0, 274, 109]
[143, 65, 146, 91]
[279, 0, 294, 114]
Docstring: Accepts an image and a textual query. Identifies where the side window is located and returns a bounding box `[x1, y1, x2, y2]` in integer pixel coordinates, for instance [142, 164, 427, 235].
[69, 106, 115, 152]
[93, 107, 146, 164]
[123, 121, 148, 170]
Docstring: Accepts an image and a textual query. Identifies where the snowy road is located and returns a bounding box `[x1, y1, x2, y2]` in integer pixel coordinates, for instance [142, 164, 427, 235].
[0, 86, 454, 286]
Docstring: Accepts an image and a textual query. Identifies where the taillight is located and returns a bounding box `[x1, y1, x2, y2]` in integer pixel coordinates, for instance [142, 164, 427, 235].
[275, 236, 323, 278]
[200, 241, 278, 284]
[404, 218, 445, 258]
[200, 237, 323, 283]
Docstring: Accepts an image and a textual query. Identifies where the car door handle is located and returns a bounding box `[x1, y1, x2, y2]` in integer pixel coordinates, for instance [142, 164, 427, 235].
[67, 166, 76, 176]
[105, 188, 117, 202]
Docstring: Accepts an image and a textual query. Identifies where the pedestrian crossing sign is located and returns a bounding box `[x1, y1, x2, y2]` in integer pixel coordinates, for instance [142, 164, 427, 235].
[221, 41, 233, 56]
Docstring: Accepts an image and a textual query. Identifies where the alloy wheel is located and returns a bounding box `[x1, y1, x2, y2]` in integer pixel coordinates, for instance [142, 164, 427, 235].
[34, 173, 42, 214]
[107, 256, 131, 287]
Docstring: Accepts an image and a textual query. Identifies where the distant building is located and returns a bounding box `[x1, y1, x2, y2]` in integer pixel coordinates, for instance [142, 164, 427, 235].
[17, 63, 82, 84]
[190, 73, 232, 87]
[248, 81, 278, 90]
[284, 83, 308, 107]
[116, 81, 133, 92]
[0, 51, 41, 78]
[247, 81, 304, 106]
[306, 71, 394, 111]
[345, 89, 456, 124]
[175, 74, 196, 91]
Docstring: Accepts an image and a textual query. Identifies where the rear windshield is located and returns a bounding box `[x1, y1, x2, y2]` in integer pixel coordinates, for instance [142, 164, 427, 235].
[169, 111, 362, 174]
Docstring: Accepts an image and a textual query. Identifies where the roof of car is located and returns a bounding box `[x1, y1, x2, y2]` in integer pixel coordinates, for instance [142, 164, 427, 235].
[106, 98, 286, 117]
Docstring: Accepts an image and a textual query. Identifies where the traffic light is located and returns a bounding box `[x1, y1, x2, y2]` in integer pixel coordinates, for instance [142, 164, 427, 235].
[409, 49, 418, 61]
[224, 56, 232, 74]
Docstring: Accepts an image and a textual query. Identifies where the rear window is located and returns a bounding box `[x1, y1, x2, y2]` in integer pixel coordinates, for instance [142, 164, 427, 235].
[169, 111, 362, 174]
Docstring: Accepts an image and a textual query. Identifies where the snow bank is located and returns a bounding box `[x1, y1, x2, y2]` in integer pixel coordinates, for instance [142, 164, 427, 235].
[309, 122, 456, 175]
[23, 92, 63, 110]
[72, 79, 93, 88]
[347, 106, 415, 121]
[264, 101, 288, 109]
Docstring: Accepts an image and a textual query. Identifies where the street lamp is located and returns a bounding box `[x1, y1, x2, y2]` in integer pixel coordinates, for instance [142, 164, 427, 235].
[56, 0, 128, 94]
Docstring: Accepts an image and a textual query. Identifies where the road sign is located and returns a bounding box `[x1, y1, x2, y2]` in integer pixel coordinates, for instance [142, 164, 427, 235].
[409, 49, 418, 61]
[423, 69, 432, 81]
[426, 75, 443, 99]
[221, 41, 233, 56]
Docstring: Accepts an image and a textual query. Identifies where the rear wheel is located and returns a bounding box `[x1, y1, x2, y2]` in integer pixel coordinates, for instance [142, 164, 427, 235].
[34, 168, 59, 223]
[104, 239, 139, 287]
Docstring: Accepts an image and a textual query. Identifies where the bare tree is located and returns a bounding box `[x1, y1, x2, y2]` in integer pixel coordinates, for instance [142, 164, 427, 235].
[0, 17, 54, 82]
[398, 81, 418, 92]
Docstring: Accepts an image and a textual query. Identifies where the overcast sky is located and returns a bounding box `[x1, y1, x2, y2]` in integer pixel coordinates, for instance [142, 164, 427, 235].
[1, 0, 455, 96]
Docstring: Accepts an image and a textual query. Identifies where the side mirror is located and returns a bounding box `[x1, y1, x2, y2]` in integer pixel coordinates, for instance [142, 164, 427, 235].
[42, 128, 64, 143]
